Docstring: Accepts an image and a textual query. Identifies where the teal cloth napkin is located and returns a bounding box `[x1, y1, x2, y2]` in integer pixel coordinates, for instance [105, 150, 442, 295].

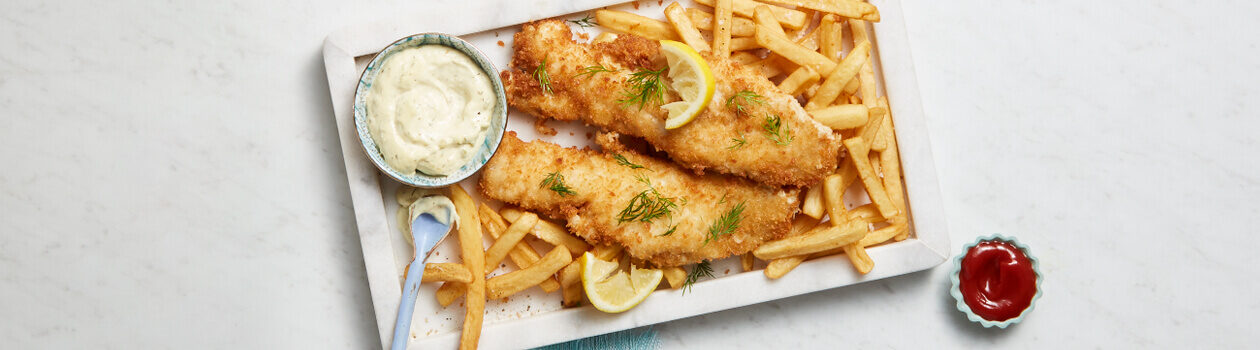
[534, 326, 659, 350]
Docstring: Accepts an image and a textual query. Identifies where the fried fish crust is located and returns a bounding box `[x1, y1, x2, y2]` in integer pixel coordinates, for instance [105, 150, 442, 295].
[501, 20, 840, 187]
[479, 132, 798, 267]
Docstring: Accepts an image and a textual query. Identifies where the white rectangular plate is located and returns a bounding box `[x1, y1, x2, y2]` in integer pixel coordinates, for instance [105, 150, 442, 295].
[322, 0, 949, 348]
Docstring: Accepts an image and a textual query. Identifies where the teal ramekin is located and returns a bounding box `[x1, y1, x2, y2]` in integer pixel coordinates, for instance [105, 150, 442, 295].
[352, 33, 508, 188]
[949, 234, 1043, 328]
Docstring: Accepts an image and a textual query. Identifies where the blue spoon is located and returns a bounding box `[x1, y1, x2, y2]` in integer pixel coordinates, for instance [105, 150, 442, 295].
[391, 196, 456, 350]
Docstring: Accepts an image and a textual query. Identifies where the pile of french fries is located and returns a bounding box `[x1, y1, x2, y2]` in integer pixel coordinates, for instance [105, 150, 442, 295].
[394, 0, 910, 346]
[396, 184, 695, 348]
[595, 0, 908, 278]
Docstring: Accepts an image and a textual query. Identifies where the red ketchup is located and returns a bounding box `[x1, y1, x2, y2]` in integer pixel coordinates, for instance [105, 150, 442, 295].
[958, 240, 1037, 321]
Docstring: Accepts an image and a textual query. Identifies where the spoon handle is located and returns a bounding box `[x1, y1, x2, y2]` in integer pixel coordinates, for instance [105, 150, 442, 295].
[390, 255, 425, 350]
[391, 219, 445, 350]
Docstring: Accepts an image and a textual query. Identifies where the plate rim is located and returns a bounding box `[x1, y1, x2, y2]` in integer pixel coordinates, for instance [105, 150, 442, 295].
[320, 0, 950, 348]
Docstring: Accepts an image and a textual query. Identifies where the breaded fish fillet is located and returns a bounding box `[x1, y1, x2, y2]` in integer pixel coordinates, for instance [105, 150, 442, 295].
[501, 20, 840, 187]
[479, 132, 798, 267]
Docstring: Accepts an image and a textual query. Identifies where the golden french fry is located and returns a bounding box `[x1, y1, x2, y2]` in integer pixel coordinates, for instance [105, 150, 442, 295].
[695, 0, 809, 29]
[501, 208, 592, 255]
[875, 98, 909, 241]
[859, 223, 907, 247]
[558, 260, 584, 307]
[818, 14, 842, 61]
[478, 204, 505, 232]
[765, 256, 806, 279]
[487, 246, 573, 299]
[756, 27, 836, 76]
[793, 24, 820, 51]
[753, 220, 866, 260]
[850, 19, 879, 108]
[873, 97, 892, 150]
[423, 263, 473, 283]
[843, 77, 861, 97]
[483, 212, 538, 274]
[805, 41, 870, 110]
[449, 185, 485, 349]
[664, 2, 710, 52]
[759, 0, 880, 22]
[533, 219, 591, 255]
[592, 244, 624, 262]
[801, 183, 826, 219]
[752, 5, 785, 37]
[730, 36, 762, 51]
[712, 0, 733, 57]
[822, 172, 848, 222]
[436, 281, 466, 307]
[479, 205, 560, 293]
[841, 157, 862, 189]
[869, 151, 882, 179]
[592, 32, 619, 44]
[791, 214, 822, 236]
[748, 56, 785, 78]
[687, 8, 756, 36]
[805, 245, 845, 259]
[767, 53, 800, 74]
[858, 106, 888, 150]
[844, 137, 898, 219]
[763, 216, 819, 277]
[873, 114, 891, 151]
[810, 104, 868, 130]
[594, 10, 680, 41]
[741, 253, 755, 271]
[662, 266, 687, 288]
[847, 203, 883, 223]
[777, 66, 820, 95]
[842, 243, 874, 273]
[731, 51, 761, 64]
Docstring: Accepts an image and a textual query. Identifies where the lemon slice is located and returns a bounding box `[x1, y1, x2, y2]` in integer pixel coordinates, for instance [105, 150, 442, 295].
[580, 252, 664, 313]
[659, 40, 716, 130]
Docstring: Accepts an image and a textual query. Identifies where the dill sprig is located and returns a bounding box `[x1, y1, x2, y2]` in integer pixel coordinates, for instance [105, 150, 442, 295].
[762, 114, 792, 146]
[728, 134, 747, 150]
[705, 201, 746, 244]
[613, 153, 646, 169]
[725, 90, 765, 116]
[574, 65, 616, 79]
[617, 67, 667, 110]
[533, 57, 552, 94]
[568, 14, 597, 29]
[660, 225, 678, 236]
[634, 173, 651, 186]
[540, 172, 576, 197]
[682, 260, 714, 294]
[618, 176, 680, 224]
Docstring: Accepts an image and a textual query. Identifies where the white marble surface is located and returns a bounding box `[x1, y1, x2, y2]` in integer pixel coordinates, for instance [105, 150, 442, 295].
[1, 0, 1256, 348]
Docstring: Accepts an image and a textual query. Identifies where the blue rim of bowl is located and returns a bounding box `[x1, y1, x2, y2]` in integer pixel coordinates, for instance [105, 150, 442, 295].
[948, 234, 1043, 329]
[352, 33, 508, 188]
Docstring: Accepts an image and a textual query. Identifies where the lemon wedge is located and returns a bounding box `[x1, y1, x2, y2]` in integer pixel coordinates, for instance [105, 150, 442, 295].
[580, 252, 663, 313]
[659, 40, 716, 130]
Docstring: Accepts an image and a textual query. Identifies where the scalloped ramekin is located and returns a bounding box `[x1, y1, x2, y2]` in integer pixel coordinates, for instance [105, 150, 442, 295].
[949, 234, 1042, 328]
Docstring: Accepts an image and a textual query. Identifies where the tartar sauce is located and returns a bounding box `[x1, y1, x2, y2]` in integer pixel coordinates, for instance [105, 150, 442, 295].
[408, 195, 458, 228]
[367, 44, 494, 176]
[405, 195, 458, 252]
